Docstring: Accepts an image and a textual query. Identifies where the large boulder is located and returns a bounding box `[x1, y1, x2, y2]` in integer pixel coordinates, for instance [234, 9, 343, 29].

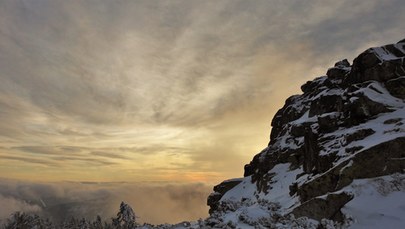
[292, 192, 353, 222]
[347, 40, 405, 84]
[385, 76, 405, 99]
[326, 59, 351, 80]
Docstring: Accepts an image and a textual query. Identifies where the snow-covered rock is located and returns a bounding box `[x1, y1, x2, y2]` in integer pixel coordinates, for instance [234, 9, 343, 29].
[207, 39, 405, 228]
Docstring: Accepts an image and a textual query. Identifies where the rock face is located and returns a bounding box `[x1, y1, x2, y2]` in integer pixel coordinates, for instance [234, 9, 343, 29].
[207, 178, 243, 214]
[207, 39, 405, 228]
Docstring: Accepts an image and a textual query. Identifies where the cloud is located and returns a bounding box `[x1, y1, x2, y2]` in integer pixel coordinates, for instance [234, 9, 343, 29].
[90, 151, 130, 160]
[0, 0, 404, 185]
[0, 178, 211, 225]
[0, 155, 58, 167]
[0, 194, 42, 220]
[300, 0, 405, 57]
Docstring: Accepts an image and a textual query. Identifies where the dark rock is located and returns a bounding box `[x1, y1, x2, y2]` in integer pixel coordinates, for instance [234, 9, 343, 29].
[243, 164, 254, 177]
[303, 128, 320, 173]
[207, 179, 243, 214]
[334, 59, 350, 68]
[345, 146, 364, 154]
[344, 93, 391, 125]
[327, 67, 350, 80]
[385, 44, 405, 57]
[318, 113, 341, 133]
[207, 192, 222, 208]
[344, 128, 375, 145]
[327, 59, 351, 80]
[317, 153, 338, 173]
[346, 83, 362, 93]
[298, 137, 405, 202]
[243, 147, 274, 178]
[290, 122, 313, 137]
[287, 148, 305, 170]
[384, 118, 402, 124]
[297, 163, 344, 202]
[213, 179, 243, 195]
[398, 38, 405, 43]
[245, 145, 307, 194]
[301, 80, 321, 94]
[289, 182, 298, 196]
[309, 94, 343, 117]
[251, 148, 294, 193]
[256, 172, 275, 195]
[347, 44, 405, 84]
[301, 77, 329, 94]
[292, 192, 353, 222]
[352, 48, 381, 71]
[385, 76, 405, 99]
[338, 137, 405, 189]
[271, 95, 306, 140]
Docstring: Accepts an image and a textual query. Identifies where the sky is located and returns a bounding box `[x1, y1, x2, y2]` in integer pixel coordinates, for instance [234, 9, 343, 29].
[0, 0, 404, 224]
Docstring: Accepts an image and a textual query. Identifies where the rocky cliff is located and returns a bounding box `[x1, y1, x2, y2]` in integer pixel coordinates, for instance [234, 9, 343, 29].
[207, 39, 405, 228]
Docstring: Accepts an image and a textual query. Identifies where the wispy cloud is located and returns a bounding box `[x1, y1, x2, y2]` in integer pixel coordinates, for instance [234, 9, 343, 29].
[90, 151, 130, 160]
[0, 0, 404, 183]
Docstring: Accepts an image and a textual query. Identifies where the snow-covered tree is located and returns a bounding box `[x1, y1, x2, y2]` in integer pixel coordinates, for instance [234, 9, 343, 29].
[91, 215, 103, 229]
[78, 218, 90, 229]
[3, 212, 54, 229]
[112, 202, 137, 229]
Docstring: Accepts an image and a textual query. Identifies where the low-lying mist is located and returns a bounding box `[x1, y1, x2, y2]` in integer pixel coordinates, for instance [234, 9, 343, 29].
[0, 178, 211, 225]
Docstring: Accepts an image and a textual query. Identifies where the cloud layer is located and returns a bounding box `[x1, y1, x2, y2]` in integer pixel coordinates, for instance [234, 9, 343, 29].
[0, 178, 211, 224]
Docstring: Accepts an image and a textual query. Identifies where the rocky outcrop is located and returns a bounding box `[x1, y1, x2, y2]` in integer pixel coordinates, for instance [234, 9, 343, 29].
[207, 39, 405, 227]
[207, 178, 242, 214]
[346, 42, 405, 84]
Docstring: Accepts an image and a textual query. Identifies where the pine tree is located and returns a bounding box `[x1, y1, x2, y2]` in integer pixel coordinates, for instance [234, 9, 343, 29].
[112, 202, 137, 229]
[61, 216, 78, 229]
[91, 215, 103, 229]
[78, 218, 90, 229]
[3, 212, 54, 229]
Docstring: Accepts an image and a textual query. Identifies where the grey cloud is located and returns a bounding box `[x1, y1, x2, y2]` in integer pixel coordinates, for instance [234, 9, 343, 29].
[0, 0, 291, 129]
[299, 0, 405, 59]
[0, 155, 58, 167]
[90, 151, 129, 160]
[49, 155, 116, 166]
[1, 0, 403, 133]
[13, 146, 69, 155]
